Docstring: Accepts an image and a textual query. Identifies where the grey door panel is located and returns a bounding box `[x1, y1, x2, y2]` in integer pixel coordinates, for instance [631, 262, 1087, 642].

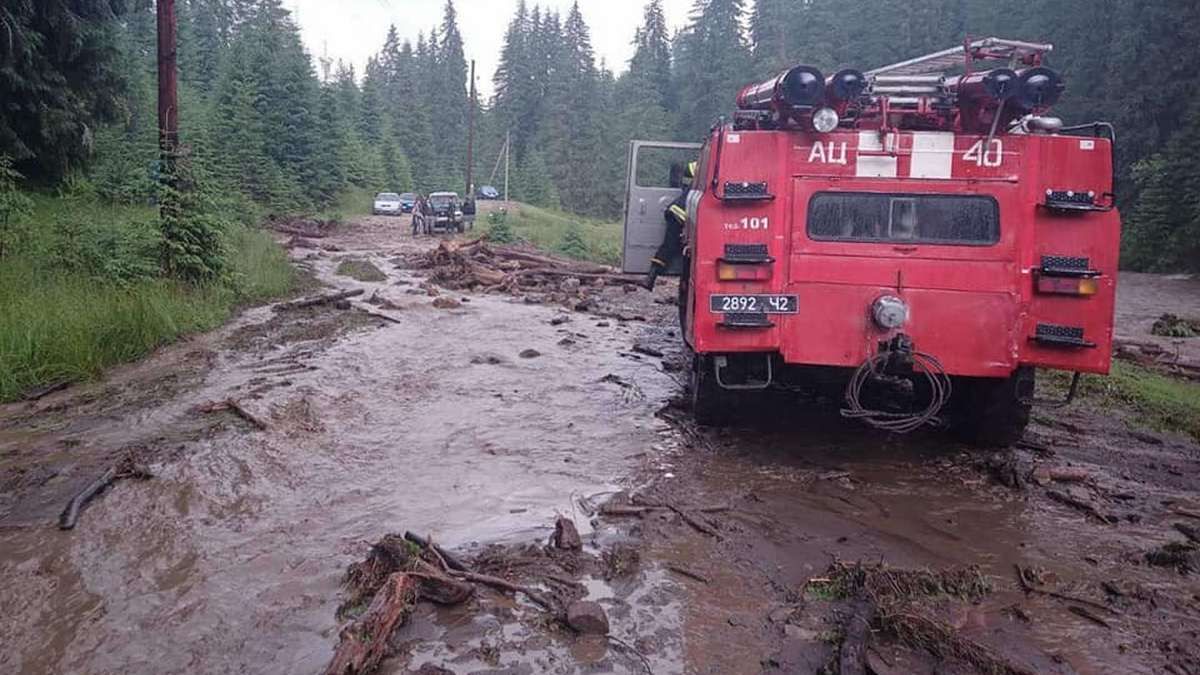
[622, 141, 703, 275]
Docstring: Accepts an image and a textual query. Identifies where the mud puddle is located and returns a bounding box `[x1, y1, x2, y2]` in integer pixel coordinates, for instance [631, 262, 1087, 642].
[3, 214, 1198, 675]
[0, 216, 680, 674]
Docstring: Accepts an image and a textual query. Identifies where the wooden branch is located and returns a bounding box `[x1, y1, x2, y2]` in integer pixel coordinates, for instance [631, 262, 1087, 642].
[403, 531, 469, 572]
[277, 289, 365, 311]
[58, 466, 118, 530]
[448, 569, 556, 613]
[323, 572, 419, 675]
[1013, 564, 1120, 615]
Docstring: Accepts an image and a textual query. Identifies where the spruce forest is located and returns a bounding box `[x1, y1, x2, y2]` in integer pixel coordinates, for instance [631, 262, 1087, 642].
[2, 0, 1199, 272]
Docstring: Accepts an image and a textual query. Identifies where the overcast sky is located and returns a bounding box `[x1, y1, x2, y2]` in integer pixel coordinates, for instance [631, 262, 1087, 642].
[288, 0, 696, 97]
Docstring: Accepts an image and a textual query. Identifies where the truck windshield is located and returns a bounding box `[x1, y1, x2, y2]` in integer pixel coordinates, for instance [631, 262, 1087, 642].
[807, 192, 999, 245]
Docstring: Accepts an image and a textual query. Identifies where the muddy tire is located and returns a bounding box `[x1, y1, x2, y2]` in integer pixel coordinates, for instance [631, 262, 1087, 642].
[691, 355, 732, 427]
[952, 367, 1034, 447]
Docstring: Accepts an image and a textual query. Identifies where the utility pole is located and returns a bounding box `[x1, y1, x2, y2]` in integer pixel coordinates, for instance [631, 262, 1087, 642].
[157, 0, 179, 189]
[466, 60, 476, 197]
[504, 130, 510, 204]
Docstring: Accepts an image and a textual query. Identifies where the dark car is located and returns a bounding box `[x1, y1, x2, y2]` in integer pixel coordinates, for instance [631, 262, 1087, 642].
[426, 191, 465, 233]
[399, 192, 416, 213]
[476, 185, 500, 200]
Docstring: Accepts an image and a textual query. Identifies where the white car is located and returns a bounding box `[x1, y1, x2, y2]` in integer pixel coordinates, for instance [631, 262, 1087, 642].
[373, 192, 403, 216]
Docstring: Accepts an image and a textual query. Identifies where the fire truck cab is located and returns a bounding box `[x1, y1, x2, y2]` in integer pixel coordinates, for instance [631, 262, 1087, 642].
[622, 38, 1120, 446]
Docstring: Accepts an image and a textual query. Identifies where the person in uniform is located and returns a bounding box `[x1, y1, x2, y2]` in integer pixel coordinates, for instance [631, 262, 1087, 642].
[643, 161, 696, 290]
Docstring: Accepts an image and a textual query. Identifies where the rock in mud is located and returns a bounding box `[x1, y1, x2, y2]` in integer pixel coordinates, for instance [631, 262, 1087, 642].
[431, 297, 462, 310]
[519, 348, 541, 359]
[566, 600, 609, 635]
[631, 342, 664, 358]
[550, 315, 570, 326]
[552, 516, 583, 550]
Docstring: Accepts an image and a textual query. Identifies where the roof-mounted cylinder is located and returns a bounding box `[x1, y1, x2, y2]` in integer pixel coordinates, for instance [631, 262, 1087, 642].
[1012, 67, 1063, 110]
[826, 69, 868, 104]
[737, 65, 826, 111]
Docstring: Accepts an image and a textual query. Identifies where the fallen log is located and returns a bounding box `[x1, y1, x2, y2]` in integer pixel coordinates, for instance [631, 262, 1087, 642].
[323, 572, 419, 675]
[58, 466, 118, 530]
[666, 564, 709, 584]
[196, 399, 271, 431]
[58, 456, 153, 530]
[277, 289, 365, 311]
[353, 304, 404, 324]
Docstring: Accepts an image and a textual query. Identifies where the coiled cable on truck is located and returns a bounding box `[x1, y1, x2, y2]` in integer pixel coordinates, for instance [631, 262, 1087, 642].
[840, 351, 952, 434]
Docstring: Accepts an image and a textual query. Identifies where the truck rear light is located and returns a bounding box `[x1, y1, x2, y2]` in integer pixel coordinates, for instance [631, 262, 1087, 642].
[1036, 275, 1098, 296]
[717, 262, 772, 281]
[1036, 255, 1100, 295]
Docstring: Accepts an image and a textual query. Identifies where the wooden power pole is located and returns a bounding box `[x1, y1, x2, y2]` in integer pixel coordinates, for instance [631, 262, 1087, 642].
[157, 0, 179, 187]
[466, 59, 476, 197]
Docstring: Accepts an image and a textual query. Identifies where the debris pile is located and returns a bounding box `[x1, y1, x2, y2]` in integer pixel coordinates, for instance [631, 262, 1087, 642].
[1151, 313, 1200, 338]
[325, 520, 633, 675]
[813, 561, 1043, 675]
[267, 215, 338, 239]
[410, 238, 635, 296]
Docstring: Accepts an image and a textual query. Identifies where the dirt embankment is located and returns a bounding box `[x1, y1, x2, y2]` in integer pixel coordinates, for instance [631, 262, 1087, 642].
[1, 214, 1197, 675]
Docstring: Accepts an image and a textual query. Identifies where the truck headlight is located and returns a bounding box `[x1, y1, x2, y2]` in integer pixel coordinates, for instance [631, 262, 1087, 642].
[872, 295, 908, 330]
[812, 107, 840, 133]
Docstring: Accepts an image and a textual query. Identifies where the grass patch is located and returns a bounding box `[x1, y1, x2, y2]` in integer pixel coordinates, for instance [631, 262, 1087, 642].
[334, 259, 387, 282]
[474, 203, 622, 265]
[0, 191, 295, 402]
[1039, 362, 1200, 440]
[315, 187, 377, 223]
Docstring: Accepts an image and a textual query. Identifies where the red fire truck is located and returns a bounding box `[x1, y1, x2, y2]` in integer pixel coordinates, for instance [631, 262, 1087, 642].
[622, 38, 1120, 445]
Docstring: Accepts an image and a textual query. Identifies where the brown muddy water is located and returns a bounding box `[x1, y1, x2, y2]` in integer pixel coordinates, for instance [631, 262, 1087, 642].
[1, 217, 1198, 674]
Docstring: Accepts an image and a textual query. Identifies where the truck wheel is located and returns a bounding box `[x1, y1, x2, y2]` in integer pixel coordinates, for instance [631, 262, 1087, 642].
[952, 367, 1034, 447]
[691, 355, 731, 427]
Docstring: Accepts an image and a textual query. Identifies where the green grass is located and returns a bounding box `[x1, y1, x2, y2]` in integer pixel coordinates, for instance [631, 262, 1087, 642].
[315, 187, 377, 222]
[473, 203, 623, 265]
[1040, 362, 1200, 441]
[0, 192, 295, 402]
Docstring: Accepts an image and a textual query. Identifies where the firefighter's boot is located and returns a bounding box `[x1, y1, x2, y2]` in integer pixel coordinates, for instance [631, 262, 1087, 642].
[642, 265, 662, 291]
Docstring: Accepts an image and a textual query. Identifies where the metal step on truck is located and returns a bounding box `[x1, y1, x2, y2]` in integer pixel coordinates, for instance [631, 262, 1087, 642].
[622, 37, 1121, 446]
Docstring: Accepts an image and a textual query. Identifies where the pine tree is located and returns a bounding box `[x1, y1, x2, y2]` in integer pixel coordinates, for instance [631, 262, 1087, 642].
[0, 0, 132, 180]
[675, 0, 752, 138]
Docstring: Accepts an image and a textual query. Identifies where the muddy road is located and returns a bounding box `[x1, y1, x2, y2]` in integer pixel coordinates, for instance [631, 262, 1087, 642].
[1, 215, 1197, 675]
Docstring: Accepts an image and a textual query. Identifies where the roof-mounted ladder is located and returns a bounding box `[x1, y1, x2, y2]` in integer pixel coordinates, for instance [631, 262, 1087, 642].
[867, 37, 1053, 78]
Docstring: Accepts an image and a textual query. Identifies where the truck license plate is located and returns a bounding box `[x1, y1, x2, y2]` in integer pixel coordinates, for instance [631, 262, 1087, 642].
[710, 294, 798, 314]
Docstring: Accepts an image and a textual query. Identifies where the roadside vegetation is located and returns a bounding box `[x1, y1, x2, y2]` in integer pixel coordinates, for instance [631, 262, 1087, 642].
[473, 203, 622, 266]
[0, 182, 295, 403]
[1041, 363, 1200, 441]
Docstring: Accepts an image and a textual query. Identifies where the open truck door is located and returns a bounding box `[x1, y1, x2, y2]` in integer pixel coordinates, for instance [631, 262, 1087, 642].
[621, 140, 703, 274]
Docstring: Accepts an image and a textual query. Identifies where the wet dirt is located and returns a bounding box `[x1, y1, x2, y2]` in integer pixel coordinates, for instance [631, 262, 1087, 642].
[1, 215, 1197, 674]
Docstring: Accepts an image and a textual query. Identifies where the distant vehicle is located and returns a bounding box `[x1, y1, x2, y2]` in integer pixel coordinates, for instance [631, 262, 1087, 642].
[373, 192, 403, 216]
[427, 192, 465, 233]
[477, 185, 500, 200]
[399, 192, 416, 213]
